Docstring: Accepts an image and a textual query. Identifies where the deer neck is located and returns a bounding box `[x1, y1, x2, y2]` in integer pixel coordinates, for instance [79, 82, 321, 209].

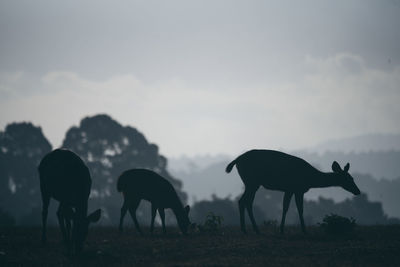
[171, 201, 184, 217]
[311, 171, 340, 189]
[171, 199, 186, 222]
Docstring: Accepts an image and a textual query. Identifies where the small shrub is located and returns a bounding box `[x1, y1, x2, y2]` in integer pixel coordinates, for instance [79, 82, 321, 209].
[263, 219, 278, 227]
[198, 212, 224, 233]
[263, 219, 278, 232]
[319, 214, 356, 235]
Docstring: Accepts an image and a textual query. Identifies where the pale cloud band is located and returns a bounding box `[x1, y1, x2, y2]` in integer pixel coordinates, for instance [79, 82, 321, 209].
[1, 53, 399, 157]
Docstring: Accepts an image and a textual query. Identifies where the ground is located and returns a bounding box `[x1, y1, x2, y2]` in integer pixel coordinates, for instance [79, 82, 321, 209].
[1, 225, 399, 266]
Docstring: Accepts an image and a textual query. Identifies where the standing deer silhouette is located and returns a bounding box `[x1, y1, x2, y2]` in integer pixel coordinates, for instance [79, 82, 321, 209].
[226, 149, 361, 234]
[38, 149, 101, 253]
[117, 169, 191, 234]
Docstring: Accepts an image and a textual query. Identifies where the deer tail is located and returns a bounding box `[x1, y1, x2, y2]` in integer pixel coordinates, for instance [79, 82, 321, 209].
[225, 159, 237, 173]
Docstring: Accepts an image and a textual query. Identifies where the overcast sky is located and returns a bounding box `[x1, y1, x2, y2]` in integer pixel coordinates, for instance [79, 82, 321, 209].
[1, 0, 399, 157]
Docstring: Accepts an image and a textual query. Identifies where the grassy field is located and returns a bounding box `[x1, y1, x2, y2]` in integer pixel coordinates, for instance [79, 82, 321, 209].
[1, 225, 400, 266]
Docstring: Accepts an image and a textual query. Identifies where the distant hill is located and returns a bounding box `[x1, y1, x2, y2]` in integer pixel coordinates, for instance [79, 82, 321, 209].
[169, 160, 243, 204]
[169, 134, 400, 179]
[311, 133, 400, 153]
[168, 154, 231, 173]
[168, 149, 400, 218]
[304, 173, 400, 218]
[294, 150, 400, 180]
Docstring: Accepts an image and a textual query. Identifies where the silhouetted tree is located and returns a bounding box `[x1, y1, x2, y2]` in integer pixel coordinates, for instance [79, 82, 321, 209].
[0, 122, 52, 224]
[61, 114, 187, 225]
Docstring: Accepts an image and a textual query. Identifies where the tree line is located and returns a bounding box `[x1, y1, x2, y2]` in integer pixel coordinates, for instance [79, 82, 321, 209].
[0, 114, 398, 227]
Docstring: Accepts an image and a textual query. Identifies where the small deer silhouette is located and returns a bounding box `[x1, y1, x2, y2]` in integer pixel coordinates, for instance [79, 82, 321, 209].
[38, 149, 101, 253]
[117, 169, 191, 234]
[226, 149, 360, 234]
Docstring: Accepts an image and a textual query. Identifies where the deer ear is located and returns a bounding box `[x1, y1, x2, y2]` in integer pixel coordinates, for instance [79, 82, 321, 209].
[184, 205, 190, 214]
[332, 161, 342, 173]
[344, 163, 350, 172]
[87, 209, 101, 223]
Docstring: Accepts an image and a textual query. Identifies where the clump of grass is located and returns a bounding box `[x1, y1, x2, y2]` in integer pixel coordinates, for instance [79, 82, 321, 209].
[319, 214, 356, 235]
[198, 212, 224, 234]
[263, 219, 278, 232]
[263, 219, 278, 227]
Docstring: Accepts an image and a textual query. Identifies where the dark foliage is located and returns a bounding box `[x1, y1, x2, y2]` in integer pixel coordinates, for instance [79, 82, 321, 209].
[0, 122, 52, 224]
[319, 214, 356, 235]
[198, 212, 224, 233]
[302, 193, 393, 225]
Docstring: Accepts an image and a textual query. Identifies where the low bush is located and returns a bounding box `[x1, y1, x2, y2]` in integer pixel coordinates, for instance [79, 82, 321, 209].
[319, 213, 356, 235]
[198, 212, 224, 233]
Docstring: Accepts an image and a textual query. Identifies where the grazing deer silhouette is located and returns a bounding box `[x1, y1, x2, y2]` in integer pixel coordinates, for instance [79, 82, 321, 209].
[226, 149, 361, 234]
[38, 149, 101, 253]
[117, 169, 191, 234]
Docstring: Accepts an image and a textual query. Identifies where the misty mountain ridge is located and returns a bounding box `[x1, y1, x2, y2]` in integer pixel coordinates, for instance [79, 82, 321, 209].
[168, 133, 400, 179]
[168, 134, 400, 217]
[310, 133, 400, 153]
[168, 154, 231, 173]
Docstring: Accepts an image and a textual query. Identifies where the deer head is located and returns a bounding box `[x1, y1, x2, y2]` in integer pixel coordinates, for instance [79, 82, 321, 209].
[71, 209, 102, 252]
[332, 161, 361, 195]
[177, 205, 191, 234]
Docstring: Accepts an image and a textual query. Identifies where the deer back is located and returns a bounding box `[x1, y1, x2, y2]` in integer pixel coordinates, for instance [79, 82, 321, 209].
[235, 149, 320, 192]
[39, 149, 91, 208]
[117, 169, 182, 209]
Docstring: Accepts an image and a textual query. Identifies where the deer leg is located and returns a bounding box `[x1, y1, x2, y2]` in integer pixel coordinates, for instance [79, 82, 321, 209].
[158, 208, 166, 234]
[71, 219, 80, 253]
[57, 204, 70, 249]
[128, 200, 142, 234]
[65, 217, 72, 242]
[150, 205, 157, 234]
[119, 200, 129, 232]
[238, 192, 247, 234]
[63, 207, 74, 244]
[245, 187, 260, 234]
[295, 193, 307, 234]
[41, 194, 50, 245]
[280, 192, 293, 234]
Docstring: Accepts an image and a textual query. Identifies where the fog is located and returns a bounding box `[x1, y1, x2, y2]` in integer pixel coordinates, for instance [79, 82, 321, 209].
[1, 0, 400, 157]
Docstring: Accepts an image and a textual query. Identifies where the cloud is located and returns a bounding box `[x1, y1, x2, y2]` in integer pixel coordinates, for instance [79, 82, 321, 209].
[0, 71, 25, 97]
[1, 53, 399, 157]
[1, 0, 399, 84]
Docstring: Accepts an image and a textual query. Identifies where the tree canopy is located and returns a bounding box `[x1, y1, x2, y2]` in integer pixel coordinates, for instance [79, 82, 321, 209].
[0, 122, 52, 224]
